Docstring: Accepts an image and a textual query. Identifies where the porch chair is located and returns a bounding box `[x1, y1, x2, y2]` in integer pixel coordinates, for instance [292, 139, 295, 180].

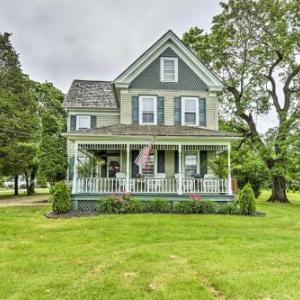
[148, 173, 166, 192]
[116, 172, 126, 192]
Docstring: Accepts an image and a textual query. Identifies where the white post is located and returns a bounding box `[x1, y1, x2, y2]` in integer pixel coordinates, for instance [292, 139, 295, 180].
[178, 144, 182, 195]
[72, 141, 78, 194]
[126, 143, 130, 192]
[227, 144, 233, 195]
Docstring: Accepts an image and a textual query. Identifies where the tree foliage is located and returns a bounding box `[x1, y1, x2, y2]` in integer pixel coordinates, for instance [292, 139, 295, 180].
[183, 0, 300, 202]
[0, 32, 39, 194]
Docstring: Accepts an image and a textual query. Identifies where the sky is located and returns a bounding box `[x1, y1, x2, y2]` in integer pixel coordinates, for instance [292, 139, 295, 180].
[0, 0, 276, 132]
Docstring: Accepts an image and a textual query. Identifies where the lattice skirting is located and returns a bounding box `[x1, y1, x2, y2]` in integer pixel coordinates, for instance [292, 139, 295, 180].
[76, 200, 97, 211]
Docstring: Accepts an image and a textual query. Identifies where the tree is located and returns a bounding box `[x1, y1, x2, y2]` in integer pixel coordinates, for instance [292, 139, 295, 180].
[32, 82, 67, 185]
[183, 0, 300, 202]
[0, 32, 39, 195]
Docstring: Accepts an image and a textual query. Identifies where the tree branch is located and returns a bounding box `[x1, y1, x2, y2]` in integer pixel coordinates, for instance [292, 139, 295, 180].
[283, 64, 300, 111]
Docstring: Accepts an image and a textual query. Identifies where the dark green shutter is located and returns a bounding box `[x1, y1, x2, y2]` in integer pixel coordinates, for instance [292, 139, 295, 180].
[157, 150, 165, 173]
[132, 96, 139, 124]
[68, 157, 74, 180]
[131, 150, 139, 178]
[174, 150, 179, 173]
[70, 115, 76, 131]
[200, 151, 207, 178]
[174, 97, 181, 125]
[91, 116, 97, 128]
[199, 98, 206, 127]
[157, 97, 164, 125]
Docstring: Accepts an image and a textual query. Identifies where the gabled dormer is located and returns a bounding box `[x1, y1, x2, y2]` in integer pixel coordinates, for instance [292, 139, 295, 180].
[114, 30, 222, 130]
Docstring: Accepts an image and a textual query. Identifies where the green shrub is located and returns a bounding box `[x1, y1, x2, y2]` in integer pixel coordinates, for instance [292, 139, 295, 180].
[51, 181, 71, 214]
[239, 183, 256, 215]
[194, 200, 218, 214]
[148, 199, 170, 213]
[174, 201, 195, 214]
[217, 202, 239, 215]
[97, 194, 129, 214]
[128, 198, 144, 213]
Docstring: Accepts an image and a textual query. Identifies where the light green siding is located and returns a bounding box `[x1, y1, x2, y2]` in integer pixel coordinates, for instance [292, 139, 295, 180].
[120, 89, 218, 130]
[67, 111, 120, 132]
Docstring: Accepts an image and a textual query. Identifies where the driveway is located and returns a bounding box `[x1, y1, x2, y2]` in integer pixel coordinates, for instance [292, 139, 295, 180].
[0, 194, 49, 207]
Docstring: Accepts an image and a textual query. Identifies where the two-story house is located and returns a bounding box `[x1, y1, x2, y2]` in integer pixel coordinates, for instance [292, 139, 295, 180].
[64, 30, 240, 210]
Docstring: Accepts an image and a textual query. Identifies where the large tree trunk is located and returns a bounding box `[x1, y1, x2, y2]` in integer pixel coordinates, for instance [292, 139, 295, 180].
[26, 166, 37, 196]
[268, 175, 289, 203]
[14, 175, 18, 196]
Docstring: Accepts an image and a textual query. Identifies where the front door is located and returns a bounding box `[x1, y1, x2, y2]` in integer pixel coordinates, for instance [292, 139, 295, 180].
[184, 153, 197, 178]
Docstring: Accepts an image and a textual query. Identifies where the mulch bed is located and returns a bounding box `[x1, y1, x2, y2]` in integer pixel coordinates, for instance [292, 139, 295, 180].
[45, 211, 97, 219]
[45, 210, 266, 219]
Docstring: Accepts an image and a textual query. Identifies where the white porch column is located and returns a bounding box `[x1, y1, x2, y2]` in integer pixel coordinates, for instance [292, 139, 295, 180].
[227, 144, 233, 195]
[178, 144, 183, 195]
[126, 143, 130, 192]
[72, 141, 78, 194]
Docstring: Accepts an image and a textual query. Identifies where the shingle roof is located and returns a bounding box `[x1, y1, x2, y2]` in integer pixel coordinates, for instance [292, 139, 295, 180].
[67, 124, 241, 138]
[64, 80, 118, 108]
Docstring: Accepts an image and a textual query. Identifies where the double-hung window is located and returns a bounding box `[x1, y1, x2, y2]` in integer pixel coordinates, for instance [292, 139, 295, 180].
[160, 57, 178, 82]
[139, 96, 157, 125]
[182, 97, 199, 126]
[77, 115, 91, 129]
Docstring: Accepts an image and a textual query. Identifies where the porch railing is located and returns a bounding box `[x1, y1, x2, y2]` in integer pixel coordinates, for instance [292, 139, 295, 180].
[75, 177, 228, 194]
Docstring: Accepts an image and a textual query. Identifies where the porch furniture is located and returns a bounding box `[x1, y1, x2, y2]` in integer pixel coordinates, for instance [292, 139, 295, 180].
[116, 172, 126, 191]
[147, 173, 166, 192]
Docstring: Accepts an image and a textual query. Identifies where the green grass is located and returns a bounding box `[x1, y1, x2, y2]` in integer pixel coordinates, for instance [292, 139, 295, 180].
[0, 191, 300, 299]
[0, 188, 49, 199]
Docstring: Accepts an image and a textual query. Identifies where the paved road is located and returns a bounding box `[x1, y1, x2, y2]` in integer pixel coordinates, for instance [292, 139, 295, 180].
[0, 194, 49, 207]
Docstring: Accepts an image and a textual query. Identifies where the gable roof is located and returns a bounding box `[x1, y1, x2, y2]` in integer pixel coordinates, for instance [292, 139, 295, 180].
[64, 80, 118, 109]
[114, 30, 223, 91]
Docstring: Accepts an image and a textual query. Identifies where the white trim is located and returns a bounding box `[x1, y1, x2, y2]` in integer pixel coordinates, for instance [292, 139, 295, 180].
[114, 31, 223, 91]
[160, 57, 178, 82]
[76, 115, 91, 130]
[139, 95, 157, 125]
[181, 97, 199, 126]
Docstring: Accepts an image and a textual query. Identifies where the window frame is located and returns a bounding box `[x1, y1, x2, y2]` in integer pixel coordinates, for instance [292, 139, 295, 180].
[139, 95, 157, 125]
[181, 97, 199, 126]
[160, 57, 178, 82]
[76, 115, 91, 130]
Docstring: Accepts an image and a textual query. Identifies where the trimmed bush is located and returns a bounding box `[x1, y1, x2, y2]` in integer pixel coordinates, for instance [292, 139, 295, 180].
[217, 203, 239, 215]
[148, 198, 171, 213]
[194, 201, 218, 214]
[128, 198, 144, 213]
[97, 194, 130, 214]
[239, 183, 256, 215]
[51, 181, 71, 214]
[174, 201, 195, 214]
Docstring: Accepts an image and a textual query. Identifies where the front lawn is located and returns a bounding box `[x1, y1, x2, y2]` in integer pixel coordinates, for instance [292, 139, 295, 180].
[0, 188, 49, 200]
[0, 191, 300, 299]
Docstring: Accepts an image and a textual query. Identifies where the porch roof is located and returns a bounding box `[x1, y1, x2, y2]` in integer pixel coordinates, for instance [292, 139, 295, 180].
[66, 124, 241, 138]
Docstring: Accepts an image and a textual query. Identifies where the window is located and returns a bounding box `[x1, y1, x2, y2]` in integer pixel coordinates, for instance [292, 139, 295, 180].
[160, 57, 178, 82]
[185, 154, 197, 178]
[139, 96, 157, 125]
[77, 115, 91, 129]
[181, 97, 199, 126]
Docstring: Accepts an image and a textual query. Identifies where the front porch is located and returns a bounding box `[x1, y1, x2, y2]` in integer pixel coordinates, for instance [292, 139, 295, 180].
[69, 140, 233, 198]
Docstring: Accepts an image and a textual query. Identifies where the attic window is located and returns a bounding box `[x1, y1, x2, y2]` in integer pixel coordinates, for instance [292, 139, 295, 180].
[160, 57, 178, 82]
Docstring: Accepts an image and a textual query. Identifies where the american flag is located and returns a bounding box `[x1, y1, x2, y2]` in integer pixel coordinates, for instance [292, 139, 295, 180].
[134, 143, 152, 168]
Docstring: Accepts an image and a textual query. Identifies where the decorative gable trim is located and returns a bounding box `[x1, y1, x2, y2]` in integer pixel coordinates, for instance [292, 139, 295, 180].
[114, 30, 223, 92]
